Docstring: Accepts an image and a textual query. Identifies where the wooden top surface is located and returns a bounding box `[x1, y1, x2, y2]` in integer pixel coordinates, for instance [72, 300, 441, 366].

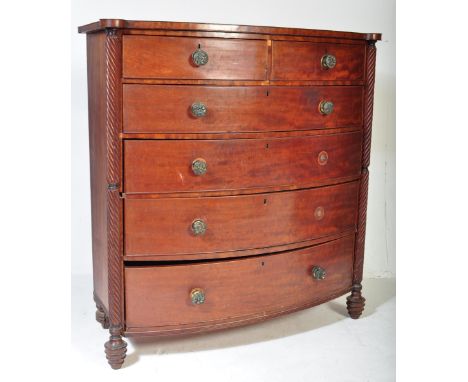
[78, 19, 381, 41]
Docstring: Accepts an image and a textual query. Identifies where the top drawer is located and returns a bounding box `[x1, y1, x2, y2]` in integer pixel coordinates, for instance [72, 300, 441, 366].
[271, 41, 365, 81]
[122, 35, 268, 80]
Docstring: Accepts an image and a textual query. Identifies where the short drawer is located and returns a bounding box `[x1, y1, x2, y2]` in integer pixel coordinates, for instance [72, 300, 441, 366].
[122, 35, 268, 80]
[123, 85, 363, 133]
[271, 41, 365, 81]
[125, 235, 354, 332]
[123, 132, 362, 194]
[124, 182, 359, 257]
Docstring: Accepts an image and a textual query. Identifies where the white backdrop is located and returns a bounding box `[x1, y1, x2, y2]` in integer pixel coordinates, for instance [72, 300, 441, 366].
[71, 0, 395, 278]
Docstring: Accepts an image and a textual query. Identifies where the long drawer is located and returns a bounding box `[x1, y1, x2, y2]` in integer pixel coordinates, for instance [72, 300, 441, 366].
[123, 132, 362, 194]
[123, 85, 363, 133]
[271, 41, 365, 81]
[124, 182, 359, 258]
[125, 235, 354, 333]
[122, 35, 268, 80]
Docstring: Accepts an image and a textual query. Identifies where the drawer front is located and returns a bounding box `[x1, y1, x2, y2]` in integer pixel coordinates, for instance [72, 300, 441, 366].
[123, 36, 268, 80]
[123, 85, 363, 133]
[124, 182, 359, 257]
[124, 132, 362, 193]
[125, 235, 354, 330]
[271, 41, 365, 81]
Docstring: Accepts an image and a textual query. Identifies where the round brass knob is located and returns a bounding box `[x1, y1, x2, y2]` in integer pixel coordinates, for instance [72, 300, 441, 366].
[191, 219, 207, 236]
[191, 102, 207, 117]
[318, 151, 328, 165]
[311, 266, 326, 280]
[314, 206, 325, 220]
[192, 158, 207, 176]
[190, 288, 206, 304]
[192, 48, 209, 66]
[321, 54, 336, 69]
[319, 100, 334, 115]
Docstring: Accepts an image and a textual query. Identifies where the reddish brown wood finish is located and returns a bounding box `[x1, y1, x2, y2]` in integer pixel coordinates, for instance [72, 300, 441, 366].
[120, 127, 361, 141]
[124, 182, 359, 257]
[361, 42, 377, 169]
[122, 29, 368, 45]
[122, 35, 268, 80]
[121, 175, 359, 200]
[347, 283, 366, 319]
[123, 85, 363, 133]
[124, 132, 362, 194]
[86, 32, 109, 312]
[123, 231, 354, 262]
[120, 127, 362, 140]
[122, 78, 364, 86]
[125, 235, 354, 331]
[94, 292, 109, 329]
[126, 287, 350, 336]
[79, 20, 380, 368]
[105, 327, 127, 370]
[85, 28, 127, 370]
[271, 41, 365, 81]
[352, 43, 377, 286]
[78, 19, 381, 41]
[104, 30, 124, 328]
[346, 41, 378, 320]
[103, 29, 127, 370]
[355, 45, 376, 274]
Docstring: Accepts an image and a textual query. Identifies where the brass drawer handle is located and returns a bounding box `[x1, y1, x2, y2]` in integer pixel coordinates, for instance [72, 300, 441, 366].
[321, 54, 336, 69]
[319, 100, 334, 115]
[190, 288, 206, 304]
[191, 102, 207, 117]
[191, 158, 207, 176]
[192, 48, 209, 66]
[311, 266, 326, 280]
[191, 219, 207, 236]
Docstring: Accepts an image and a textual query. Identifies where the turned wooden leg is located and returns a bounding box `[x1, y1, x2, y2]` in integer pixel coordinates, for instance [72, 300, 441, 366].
[93, 293, 110, 329]
[346, 283, 366, 319]
[95, 303, 110, 329]
[105, 327, 127, 370]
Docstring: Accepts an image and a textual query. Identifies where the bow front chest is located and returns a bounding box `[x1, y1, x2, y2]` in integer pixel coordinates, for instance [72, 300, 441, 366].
[78, 19, 380, 369]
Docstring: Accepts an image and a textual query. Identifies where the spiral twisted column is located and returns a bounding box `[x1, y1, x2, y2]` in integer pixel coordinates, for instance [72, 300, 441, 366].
[104, 28, 126, 368]
[347, 40, 377, 319]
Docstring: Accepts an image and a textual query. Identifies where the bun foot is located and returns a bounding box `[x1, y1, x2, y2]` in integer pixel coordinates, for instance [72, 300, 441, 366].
[105, 329, 127, 370]
[346, 284, 365, 319]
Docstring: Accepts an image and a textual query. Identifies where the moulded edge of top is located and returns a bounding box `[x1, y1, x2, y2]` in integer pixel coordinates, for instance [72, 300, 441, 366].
[77, 19, 382, 41]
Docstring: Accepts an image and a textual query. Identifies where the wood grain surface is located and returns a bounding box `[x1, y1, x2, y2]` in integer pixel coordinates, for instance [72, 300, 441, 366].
[123, 35, 268, 80]
[124, 182, 359, 257]
[79, 19, 380, 355]
[271, 41, 365, 81]
[86, 31, 109, 311]
[78, 19, 382, 41]
[123, 132, 362, 194]
[123, 85, 363, 133]
[125, 235, 354, 330]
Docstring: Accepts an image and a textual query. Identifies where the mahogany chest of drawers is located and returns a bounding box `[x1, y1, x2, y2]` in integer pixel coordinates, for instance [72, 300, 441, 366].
[78, 19, 380, 369]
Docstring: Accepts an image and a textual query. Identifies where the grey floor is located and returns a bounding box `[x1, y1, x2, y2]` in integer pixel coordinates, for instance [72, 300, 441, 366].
[72, 275, 395, 381]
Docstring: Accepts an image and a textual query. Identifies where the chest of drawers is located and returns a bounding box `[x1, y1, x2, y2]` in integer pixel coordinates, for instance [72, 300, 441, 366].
[78, 19, 380, 369]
